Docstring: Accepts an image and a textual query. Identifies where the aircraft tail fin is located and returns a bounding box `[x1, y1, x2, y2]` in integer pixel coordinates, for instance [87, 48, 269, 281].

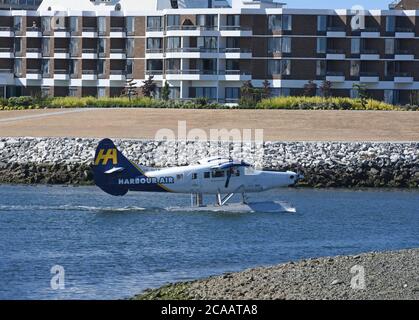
[92, 138, 145, 196]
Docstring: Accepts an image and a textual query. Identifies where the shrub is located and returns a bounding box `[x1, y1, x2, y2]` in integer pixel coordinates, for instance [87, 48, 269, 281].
[8, 96, 35, 107]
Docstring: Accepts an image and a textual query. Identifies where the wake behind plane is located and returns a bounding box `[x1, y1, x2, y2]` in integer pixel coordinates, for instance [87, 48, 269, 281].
[93, 139, 303, 211]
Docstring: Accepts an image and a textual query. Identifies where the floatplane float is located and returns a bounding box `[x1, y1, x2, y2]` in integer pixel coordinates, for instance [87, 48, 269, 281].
[93, 139, 303, 213]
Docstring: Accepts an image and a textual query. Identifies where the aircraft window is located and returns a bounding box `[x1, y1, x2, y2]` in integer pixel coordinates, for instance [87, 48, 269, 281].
[235, 170, 240, 177]
[176, 174, 183, 180]
[192, 173, 197, 180]
[204, 172, 210, 179]
[212, 170, 225, 178]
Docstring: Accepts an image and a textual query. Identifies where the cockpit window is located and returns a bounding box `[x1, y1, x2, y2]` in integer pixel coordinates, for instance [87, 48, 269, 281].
[204, 172, 210, 179]
[176, 174, 183, 180]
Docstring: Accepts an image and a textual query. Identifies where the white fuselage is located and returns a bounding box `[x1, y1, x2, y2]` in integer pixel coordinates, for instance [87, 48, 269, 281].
[145, 163, 298, 194]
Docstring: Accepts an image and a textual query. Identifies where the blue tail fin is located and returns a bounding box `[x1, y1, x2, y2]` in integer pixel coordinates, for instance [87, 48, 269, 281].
[93, 139, 145, 196]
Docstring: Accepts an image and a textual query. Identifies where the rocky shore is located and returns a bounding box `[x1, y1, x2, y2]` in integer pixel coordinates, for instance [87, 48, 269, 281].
[134, 249, 419, 300]
[0, 137, 418, 188]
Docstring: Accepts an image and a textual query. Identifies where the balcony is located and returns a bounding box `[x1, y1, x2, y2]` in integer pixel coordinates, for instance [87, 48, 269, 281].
[110, 70, 126, 81]
[0, 47, 14, 58]
[326, 71, 345, 82]
[54, 48, 70, 59]
[395, 27, 415, 38]
[394, 72, 413, 83]
[145, 48, 164, 59]
[0, 26, 14, 37]
[219, 25, 252, 37]
[360, 49, 380, 60]
[82, 70, 98, 80]
[219, 48, 252, 59]
[26, 69, 42, 80]
[110, 27, 126, 38]
[218, 70, 252, 81]
[326, 27, 346, 37]
[54, 69, 70, 81]
[110, 48, 126, 59]
[326, 49, 346, 60]
[360, 72, 379, 83]
[360, 28, 380, 38]
[394, 50, 415, 61]
[26, 27, 42, 37]
[82, 27, 98, 38]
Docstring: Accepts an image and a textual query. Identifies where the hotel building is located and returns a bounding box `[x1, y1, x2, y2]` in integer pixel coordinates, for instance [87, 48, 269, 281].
[0, 0, 418, 104]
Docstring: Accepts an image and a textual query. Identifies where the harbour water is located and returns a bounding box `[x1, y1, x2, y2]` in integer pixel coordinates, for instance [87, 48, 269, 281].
[0, 185, 417, 300]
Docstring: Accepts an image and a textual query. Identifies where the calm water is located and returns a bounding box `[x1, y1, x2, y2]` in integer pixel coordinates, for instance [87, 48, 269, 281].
[0, 185, 417, 300]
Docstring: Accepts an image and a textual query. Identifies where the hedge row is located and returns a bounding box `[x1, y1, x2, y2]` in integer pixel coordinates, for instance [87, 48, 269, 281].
[0, 96, 417, 111]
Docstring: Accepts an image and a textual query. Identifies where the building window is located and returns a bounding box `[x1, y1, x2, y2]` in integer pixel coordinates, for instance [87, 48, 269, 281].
[14, 59, 22, 77]
[267, 37, 292, 54]
[166, 15, 180, 29]
[351, 38, 360, 54]
[69, 87, 78, 97]
[147, 16, 163, 31]
[69, 60, 79, 75]
[13, 16, 22, 32]
[98, 60, 105, 75]
[193, 87, 217, 99]
[282, 37, 291, 53]
[226, 37, 239, 48]
[42, 38, 50, 56]
[226, 59, 239, 71]
[196, 15, 218, 29]
[126, 17, 135, 34]
[70, 16, 78, 33]
[98, 87, 106, 98]
[226, 14, 240, 26]
[317, 38, 326, 54]
[164, 59, 178, 72]
[126, 59, 134, 76]
[126, 38, 135, 57]
[98, 38, 106, 55]
[166, 37, 181, 50]
[384, 90, 396, 104]
[14, 38, 22, 54]
[225, 87, 240, 101]
[197, 36, 217, 49]
[41, 87, 50, 98]
[41, 17, 51, 33]
[317, 15, 327, 32]
[268, 60, 291, 76]
[316, 60, 326, 76]
[169, 87, 180, 99]
[98, 17, 107, 35]
[350, 60, 360, 77]
[41, 59, 50, 76]
[269, 15, 292, 31]
[386, 16, 395, 33]
[385, 39, 395, 55]
[147, 38, 162, 50]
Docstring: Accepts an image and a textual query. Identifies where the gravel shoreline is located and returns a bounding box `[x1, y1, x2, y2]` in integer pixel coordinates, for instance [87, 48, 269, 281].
[0, 137, 418, 188]
[134, 249, 419, 300]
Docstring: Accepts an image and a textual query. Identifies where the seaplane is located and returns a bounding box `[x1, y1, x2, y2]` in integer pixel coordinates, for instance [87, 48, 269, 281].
[93, 139, 303, 213]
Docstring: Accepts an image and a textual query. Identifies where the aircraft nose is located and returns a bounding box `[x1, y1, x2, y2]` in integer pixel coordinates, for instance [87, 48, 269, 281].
[289, 172, 304, 185]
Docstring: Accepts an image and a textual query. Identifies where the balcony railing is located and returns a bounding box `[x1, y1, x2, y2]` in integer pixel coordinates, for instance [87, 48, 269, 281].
[82, 27, 97, 32]
[145, 70, 163, 75]
[54, 69, 69, 74]
[362, 27, 380, 32]
[395, 49, 413, 55]
[166, 47, 217, 53]
[110, 27, 126, 32]
[0, 26, 13, 32]
[146, 27, 164, 32]
[327, 26, 346, 32]
[26, 47, 41, 53]
[0, 47, 12, 52]
[361, 49, 379, 54]
[326, 71, 345, 76]
[110, 70, 126, 75]
[219, 26, 252, 31]
[110, 48, 126, 53]
[0, 69, 12, 73]
[54, 48, 69, 53]
[26, 26, 40, 32]
[165, 25, 218, 31]
[219, 70, 251, 75]
[395, 27, 414, 33]
[82, 70, 97, 74]
[166, 69, 217, 75]
[27, 69, 41, 74]
[146, 48, 163, 54]
[82, 48, 98, 53]
[219, 48, 252, 53]
[394, 72, 412, 77]
[360, 72, 379, 77]
[327, 49, 345, 54]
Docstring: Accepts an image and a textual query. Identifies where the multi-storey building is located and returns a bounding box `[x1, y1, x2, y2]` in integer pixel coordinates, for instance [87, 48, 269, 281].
[0, 0, 418, 104]
[0, 0, 42, 10]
